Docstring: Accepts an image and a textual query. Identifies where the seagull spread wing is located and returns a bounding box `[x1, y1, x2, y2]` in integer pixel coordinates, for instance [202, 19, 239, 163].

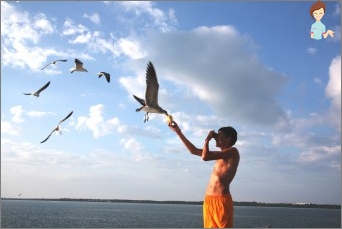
[133, 94, 146, 106]
[98, 72, 110, 83]
[36, 81, 51, 94]
[41, 63, 52, 70]
[145, 62, 160, 107]
[41, 60, 67, 70]
[75, 59, 83, 68]
[58, 111, 73, 125]
[40, 129, 55, 143]
[41, 111, 73, 143]
[103, 72, 110, 83]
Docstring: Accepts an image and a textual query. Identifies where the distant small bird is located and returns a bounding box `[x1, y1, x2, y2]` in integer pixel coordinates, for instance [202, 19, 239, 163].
[40, 111, 73, 143]
[133, 61, 170, 123]
[41, 59, 68, 70]
[70, 59, 88, 73]
[97, 72, 110, 83]
[23, 81, 50, 97]
[18, 193, 22, 197]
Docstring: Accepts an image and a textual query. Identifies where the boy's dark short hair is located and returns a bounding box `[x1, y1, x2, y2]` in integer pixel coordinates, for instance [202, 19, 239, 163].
[218, 126, 237, 146]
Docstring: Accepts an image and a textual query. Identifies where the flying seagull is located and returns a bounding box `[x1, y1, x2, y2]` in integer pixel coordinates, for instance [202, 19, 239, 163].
[70, 59, 88, 73]
[97, 72, 110, 83]
[41, 59, 68, 70]
[40, 111, 73, 143]
[23, 81, 50, 97]
[133, 61, 170, 123]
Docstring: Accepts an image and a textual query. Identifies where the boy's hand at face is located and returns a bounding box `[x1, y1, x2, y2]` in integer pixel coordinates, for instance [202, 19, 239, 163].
[206, 130, 217, 141]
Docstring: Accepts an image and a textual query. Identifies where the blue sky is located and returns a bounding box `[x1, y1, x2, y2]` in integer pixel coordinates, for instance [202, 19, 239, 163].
[1, 1, 341, 205]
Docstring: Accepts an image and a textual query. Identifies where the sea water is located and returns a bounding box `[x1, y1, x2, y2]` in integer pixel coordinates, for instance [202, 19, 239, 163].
[1, 200, 341, 228]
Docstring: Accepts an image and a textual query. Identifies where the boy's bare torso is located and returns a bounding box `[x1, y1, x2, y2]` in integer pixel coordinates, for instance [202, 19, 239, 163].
[205, 154, 239, 195]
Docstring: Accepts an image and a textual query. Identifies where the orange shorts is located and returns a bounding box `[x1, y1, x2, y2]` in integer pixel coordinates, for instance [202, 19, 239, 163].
[203, 194, 234, 228]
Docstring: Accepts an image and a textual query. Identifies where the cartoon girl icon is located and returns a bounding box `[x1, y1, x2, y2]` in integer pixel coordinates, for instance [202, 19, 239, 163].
[310, 0, 334, 40]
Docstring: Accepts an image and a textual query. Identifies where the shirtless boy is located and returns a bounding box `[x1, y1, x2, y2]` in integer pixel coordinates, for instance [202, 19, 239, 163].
[168, 121, 240, 228]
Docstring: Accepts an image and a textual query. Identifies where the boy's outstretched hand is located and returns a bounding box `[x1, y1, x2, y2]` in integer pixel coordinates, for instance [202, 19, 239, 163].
[168, 121, 181, 133]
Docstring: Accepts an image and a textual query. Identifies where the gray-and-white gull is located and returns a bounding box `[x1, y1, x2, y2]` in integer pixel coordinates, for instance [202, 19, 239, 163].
[40, 111, 73, 143]
[69, 59, 88, 73]
[97, 72, 110, 83]
[133, 61, 170, 123]
[23, 81, 50, 97]
[41, 59, 67, 70]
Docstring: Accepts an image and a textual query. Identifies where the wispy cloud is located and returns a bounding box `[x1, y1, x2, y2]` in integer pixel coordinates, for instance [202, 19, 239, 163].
[332, 2, 341, 17]
[307, 47, 317, 55]
[62, 18, 88, 36]
[83, 13, 101, 25]
[116, 1, 178, 32]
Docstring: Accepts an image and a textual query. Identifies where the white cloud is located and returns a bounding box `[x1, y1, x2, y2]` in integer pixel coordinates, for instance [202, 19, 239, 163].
[117, 37, 147, 59]
[120, 25, 288, 126]
[1, 121, 21, 135]
[83, 13, 101, 25]
[71, 31, 93, 44]
[1, 2, 70, 72]
[10, 105, 25, 123]
[1, 2, 38, 44]
[119, 73, 146, 98]
[298, 145, 341, 165]
[75, 104, 127, 138]
[26, 110, 55, 118]
[61, 18, 144, 59]
[326, 55, 341, 108]
[1, 106, 60, 137]
[325, 55, 341, 131]
[120, 137, 143, 152]
[62, 18, 88, 36]
[7, 106, 56, 122]
[33, 13, 55, 34]
[62, 18, 94, 45]
[1, 2, 175, 70]
[119, 137, 161, 162]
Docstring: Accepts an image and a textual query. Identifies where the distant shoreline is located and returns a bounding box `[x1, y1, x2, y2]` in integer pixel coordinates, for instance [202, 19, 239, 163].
[2, 198, 340, 209]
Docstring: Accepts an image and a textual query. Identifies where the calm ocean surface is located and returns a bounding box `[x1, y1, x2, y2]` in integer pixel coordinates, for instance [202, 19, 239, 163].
[1, 200, 341, 228]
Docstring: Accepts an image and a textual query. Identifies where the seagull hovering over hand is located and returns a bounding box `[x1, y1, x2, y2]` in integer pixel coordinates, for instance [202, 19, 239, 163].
[40, 111, 73, 143]
[69, 59, 88, 73]
[133, 61, 171, 123]
[97, 72, 110, 83]
[23, 81, 50, 97]
[41, 59, 68, 70]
